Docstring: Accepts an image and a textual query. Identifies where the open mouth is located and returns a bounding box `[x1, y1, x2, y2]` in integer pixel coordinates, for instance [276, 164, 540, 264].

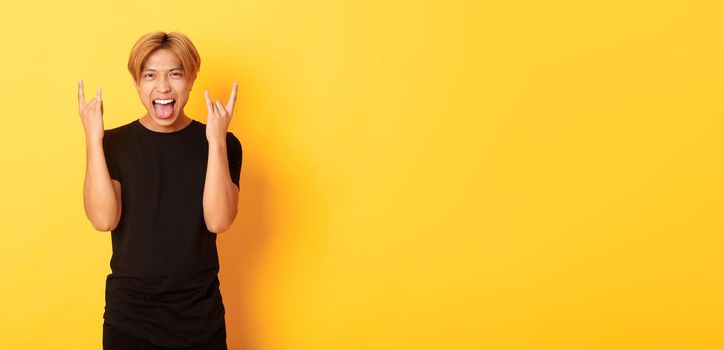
[152, 99, 176, 119]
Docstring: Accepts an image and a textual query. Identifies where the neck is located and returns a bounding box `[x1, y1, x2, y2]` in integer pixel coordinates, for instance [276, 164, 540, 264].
[140, 112, 192, 133]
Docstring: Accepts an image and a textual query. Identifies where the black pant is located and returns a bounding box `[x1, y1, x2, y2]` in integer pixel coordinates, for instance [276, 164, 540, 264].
[103, 322, 227, 350]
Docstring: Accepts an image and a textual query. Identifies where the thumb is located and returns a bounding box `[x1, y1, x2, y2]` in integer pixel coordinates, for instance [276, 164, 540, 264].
[98, 87, 104, 115]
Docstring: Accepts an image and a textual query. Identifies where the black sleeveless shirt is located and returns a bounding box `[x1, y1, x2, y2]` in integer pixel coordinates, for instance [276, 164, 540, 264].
[101, 119, 242, 348]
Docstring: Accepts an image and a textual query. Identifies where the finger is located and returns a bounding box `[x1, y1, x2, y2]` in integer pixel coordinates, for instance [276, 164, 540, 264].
[215, 101, 225, 116]
[205, 89, 214, 115]
[97, 87, 102, 102]
[78, 80, 86, 109]
[88, 97, 98, 109]
[83, 98, 97, 114]
[225, 82, 238, 113]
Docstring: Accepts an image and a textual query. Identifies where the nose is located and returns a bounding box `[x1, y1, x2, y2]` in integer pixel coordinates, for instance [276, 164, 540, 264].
[157, 75, 171, 92]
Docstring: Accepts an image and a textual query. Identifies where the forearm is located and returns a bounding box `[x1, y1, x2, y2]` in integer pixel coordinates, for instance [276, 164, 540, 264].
[83, 136, 119, 231]
[203, 139, 239, 233]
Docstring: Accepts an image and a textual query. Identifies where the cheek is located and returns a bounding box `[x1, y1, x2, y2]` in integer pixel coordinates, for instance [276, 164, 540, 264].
[137, 86, 150, 99]
[177, 83, 190, 93]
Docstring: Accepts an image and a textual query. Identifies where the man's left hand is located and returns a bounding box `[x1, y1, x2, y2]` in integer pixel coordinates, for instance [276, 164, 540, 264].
[205, 82, 238, 143]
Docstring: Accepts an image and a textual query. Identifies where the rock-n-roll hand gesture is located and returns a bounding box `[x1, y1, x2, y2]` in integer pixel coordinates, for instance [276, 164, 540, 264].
[205, 82, 238, 143]
[78, 79, 104, 141]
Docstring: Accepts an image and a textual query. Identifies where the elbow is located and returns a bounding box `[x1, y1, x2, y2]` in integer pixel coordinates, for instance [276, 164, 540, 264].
[87, 211, 120, 232]
[205, 215, 235, 234]
[84, 202, 121, 232]
[206, 222, 229, 234]
[204, 208, 238, 234]
[206, 222, 231, 234]
[92, 220, 116, 232]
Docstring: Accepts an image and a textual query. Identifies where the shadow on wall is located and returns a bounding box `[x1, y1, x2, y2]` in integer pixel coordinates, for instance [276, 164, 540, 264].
[218, 164, 269, 350]
[209, 57, 274, 350]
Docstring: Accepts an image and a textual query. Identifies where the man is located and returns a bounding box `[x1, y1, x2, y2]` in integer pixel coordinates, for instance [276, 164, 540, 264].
[78, 31, 241, 349]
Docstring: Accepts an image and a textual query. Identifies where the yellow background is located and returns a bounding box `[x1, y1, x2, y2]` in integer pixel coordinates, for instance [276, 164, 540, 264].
[0, 0, 721, 349]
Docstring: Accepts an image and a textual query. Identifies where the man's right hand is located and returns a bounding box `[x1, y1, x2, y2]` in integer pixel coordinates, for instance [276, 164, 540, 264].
[78, 79, 104, 141]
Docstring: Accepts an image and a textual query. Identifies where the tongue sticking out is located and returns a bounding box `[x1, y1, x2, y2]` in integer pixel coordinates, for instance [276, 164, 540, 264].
[154, 102, 174, 119]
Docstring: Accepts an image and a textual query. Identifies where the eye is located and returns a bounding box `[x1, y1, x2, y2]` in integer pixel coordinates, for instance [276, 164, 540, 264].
[144, 73, 154, 78]
[171, 72, 182, 77]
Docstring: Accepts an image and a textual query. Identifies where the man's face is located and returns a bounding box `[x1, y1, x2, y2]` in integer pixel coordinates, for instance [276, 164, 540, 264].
[135, 48, 193, 130]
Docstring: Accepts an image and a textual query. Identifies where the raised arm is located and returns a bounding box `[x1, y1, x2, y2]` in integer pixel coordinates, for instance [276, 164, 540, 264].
[78, 80, 122, 232]
[202, 83, 240, 234]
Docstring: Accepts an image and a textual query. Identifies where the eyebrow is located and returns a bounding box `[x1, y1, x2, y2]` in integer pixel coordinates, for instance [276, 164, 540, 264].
[143, 67, 183, 72]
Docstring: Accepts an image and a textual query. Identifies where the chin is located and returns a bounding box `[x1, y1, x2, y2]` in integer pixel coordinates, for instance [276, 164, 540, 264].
[154, 115, 176, 124]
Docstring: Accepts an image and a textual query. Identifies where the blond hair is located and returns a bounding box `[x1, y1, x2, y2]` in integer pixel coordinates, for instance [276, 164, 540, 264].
[127, 31, 201, 84]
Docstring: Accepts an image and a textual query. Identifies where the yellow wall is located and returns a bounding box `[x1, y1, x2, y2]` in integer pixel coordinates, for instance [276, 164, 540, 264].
[1, 0, 722, 349]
